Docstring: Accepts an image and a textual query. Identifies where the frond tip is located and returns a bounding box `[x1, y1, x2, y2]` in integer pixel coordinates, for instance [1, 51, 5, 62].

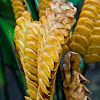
[10, 0, 29, 19]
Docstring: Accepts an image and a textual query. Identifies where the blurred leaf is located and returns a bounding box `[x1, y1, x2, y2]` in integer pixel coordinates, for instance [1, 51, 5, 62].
[0, 1, 16, 27]
[0, 54, 5, 87]
[0, 26, 27, 96]
[0, 54, 7, 100]
[0, 26, 13, 66]
[0, 17, 14, 48]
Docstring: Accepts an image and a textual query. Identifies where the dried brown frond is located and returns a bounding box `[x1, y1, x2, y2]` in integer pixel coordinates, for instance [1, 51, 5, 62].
[60, 52, 92, 100]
